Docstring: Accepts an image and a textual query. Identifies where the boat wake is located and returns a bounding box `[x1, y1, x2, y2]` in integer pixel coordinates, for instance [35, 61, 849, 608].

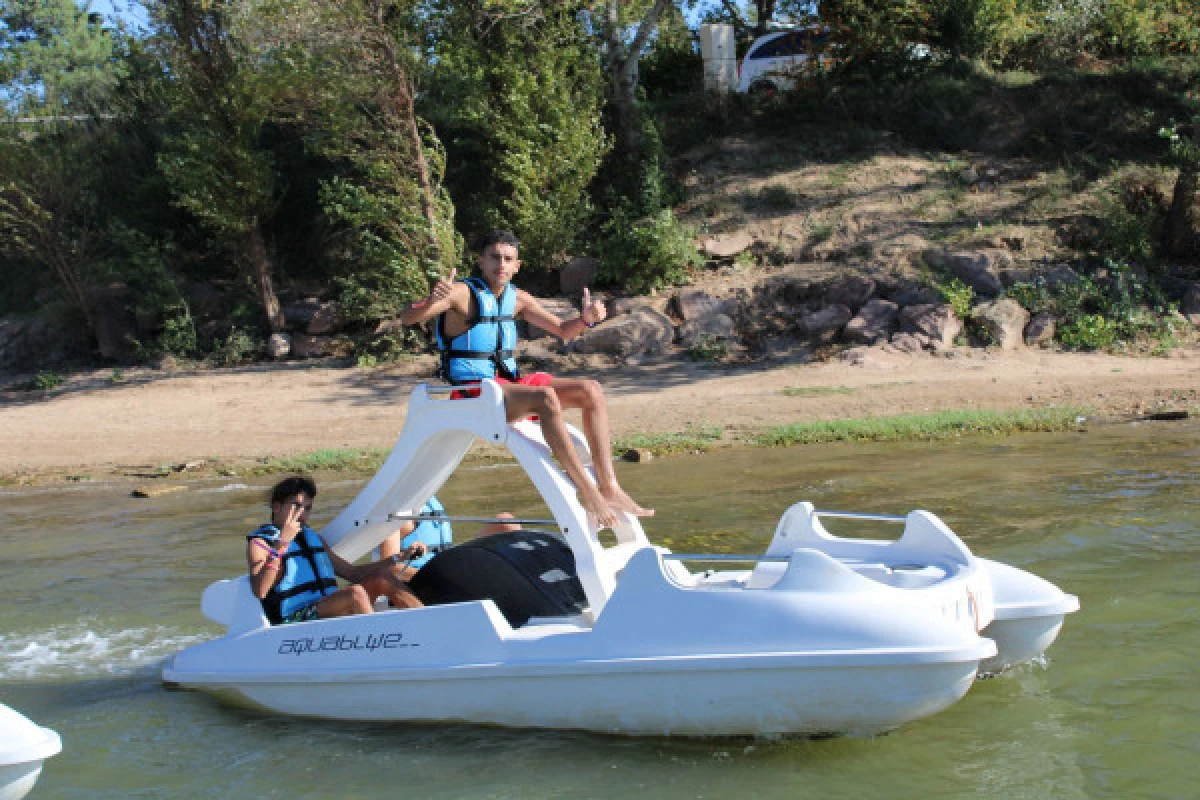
[0, 624, 210, 681]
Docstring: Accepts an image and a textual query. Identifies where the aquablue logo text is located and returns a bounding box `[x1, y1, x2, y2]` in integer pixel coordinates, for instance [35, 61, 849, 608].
[277, 632, 416, 656]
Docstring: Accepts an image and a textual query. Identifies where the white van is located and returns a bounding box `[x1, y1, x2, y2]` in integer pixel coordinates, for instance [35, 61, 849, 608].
[736, 27, 833, 95]
[736, 28, 934, 95]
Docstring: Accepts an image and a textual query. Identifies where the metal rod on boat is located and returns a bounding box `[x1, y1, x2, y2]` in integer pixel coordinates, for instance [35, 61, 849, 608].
[812, 510, 906, 522]
[386, 514, 560, 526]
[663, 554, 792, 563]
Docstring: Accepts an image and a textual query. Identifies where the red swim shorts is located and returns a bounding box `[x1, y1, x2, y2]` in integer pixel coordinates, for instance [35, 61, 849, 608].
[451, 372, 555, 399]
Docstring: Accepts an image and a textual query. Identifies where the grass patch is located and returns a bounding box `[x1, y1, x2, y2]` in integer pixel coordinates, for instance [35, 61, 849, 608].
[751, 407, 1089, 447]
[614, 426, 726, 455]
[9, 372, 64, 391]
[252, 447, 389, 474]
[781, 386, 857, 396]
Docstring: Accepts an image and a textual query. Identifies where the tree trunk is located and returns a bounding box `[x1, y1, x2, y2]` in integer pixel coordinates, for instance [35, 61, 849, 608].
[395, 75, 441, 265]
[365, 0, 442, 267]
[1162, 162, 1198, 260]
[248, 222, 285, 331]
[605, 0, 670, 157]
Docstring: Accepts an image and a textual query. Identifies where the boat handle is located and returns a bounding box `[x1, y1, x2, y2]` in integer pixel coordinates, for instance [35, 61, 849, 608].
[663, 553, 792, 563]
[812, 509, 906, 522]
[387, 514, 560, 526]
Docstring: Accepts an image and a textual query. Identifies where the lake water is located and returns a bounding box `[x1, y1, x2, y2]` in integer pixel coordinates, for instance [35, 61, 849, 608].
[3, 420, 1198, 799]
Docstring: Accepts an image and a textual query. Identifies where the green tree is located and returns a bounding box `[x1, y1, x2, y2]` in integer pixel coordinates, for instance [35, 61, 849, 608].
[0, 124, 105, 329]
[254, 0, 460, 319]
[424, 1, 608, 274]
[149, 0, 288, 330]
[0, 0, 121, 114]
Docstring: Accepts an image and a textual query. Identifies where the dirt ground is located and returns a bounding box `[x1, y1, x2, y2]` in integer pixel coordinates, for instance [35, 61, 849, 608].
[2, 346, 1197, 483]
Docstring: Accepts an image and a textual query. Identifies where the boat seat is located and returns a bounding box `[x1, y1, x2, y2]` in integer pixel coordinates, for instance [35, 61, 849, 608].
[409, 531, 588, 628]
[202, 576, 270, 634]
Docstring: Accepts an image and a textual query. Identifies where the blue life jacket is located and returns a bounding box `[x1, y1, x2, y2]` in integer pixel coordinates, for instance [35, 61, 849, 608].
[400, 496, 453, 569]
[436, 276, 520, 384]
[249, 524, 338, 625]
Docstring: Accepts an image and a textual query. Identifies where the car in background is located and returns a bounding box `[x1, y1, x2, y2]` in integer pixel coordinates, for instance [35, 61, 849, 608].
[736, 27, 833, 95]
[736, 27, 933, 95]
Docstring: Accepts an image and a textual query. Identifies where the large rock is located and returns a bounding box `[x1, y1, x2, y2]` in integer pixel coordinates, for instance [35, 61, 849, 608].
[267, 333, 292, 360]
[974, 297, 1029, 350]
[673, 288, 725, 321]
[898, 303, 962, 349]
[1182, 281, 1200, 326]
[610, 296, 668, 316]
[559, 257, 599, 296]
[1042, 263, 1082, 289]
[1025, 311, 1057, 347]
[678, 313, 736, 348]
[923, 248, 1007, 298]
[823, 276, 876, 311]
[306, 302, 342, 335]
[283, 298, 321, 330]
[573, 309, 674, 357]
[702, 232, 754, 259]
[760, 274, 814, 306]
[799, 304, 853, 344]
[884, 283, 942, 306]
[886, 332, 930, 354]
[290, 334, 338, 359]
[521, 297, 578, 340]
[843, 298, 899, 345]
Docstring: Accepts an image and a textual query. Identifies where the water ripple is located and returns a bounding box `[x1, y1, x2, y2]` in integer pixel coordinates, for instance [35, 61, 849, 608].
[0, 623, 209, 681]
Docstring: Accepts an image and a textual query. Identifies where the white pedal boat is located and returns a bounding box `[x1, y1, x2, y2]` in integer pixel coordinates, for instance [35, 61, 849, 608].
[163, 380, 1078, 736]
[0, 704, 61, 800]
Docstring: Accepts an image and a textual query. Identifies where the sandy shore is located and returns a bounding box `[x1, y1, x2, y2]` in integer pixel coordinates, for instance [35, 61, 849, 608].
[2, 347, 1197, 482]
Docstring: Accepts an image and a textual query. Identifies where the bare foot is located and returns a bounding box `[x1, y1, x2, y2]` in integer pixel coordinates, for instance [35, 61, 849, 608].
[580, 485, 619, 529]
[600, 485, 655, 517]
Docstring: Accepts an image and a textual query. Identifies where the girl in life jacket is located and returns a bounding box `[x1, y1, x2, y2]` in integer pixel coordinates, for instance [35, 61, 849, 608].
[247, 476, 427, 624]
[380, 497, 523, 573]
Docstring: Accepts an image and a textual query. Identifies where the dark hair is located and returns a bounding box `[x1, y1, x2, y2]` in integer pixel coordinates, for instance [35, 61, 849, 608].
[481, 229, 520, 252]
[269, 475, 317, 505]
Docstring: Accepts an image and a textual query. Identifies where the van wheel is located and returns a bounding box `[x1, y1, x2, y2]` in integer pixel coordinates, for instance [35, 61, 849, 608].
[748, 80, 778, 100]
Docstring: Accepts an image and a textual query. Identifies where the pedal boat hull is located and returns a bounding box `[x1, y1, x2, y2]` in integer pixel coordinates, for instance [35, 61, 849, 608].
[164, 547, 996, 736]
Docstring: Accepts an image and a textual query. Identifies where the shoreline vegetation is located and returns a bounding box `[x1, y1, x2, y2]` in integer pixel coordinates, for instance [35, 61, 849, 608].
[7, 390, 1193, 491]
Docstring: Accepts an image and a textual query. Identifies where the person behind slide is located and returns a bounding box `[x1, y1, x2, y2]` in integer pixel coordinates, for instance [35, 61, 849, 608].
[400, 229, 653, 529]
[379, 496, 523, 577]
[247, 476, 426, 624]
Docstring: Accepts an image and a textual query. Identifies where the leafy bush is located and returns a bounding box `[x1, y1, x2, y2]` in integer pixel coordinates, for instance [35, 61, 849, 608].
[1059, 313, 1118, 349]
[208, 327, 262, 367]
[595, 208, 703, 294]
[10, 372, 65, 391]
[155, 305, 199, 359]
[935, 277, 975, 319]
[1099, 183, 1163, 264]
[684, 335, 726, 362]
[1006, 259, 1174, 350]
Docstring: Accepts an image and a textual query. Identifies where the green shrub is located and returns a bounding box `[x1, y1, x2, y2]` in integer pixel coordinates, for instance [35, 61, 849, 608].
[595, 209, 702, 294]
[11, 372, 64, 391]
[1006, 259, 1174, 350]
[1099, 186, 1161, 265]
[156, 305, 199, 359]
[684, 335, 726, 362]
[1059, 313, 1118, 349]
[935, 277, 975, 319]
[208, 327, 261, 367]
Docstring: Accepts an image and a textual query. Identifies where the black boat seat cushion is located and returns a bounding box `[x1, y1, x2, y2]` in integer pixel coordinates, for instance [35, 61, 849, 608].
[407, 530, 588, 627]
